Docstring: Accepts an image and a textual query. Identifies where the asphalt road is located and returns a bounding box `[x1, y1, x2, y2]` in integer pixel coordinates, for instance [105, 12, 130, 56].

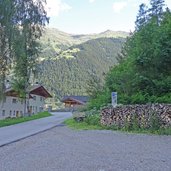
[0, 112, 72, 147]
[0, 125, 171, 171]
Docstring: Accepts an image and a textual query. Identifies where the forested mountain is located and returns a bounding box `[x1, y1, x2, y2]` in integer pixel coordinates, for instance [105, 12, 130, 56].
[40, 28, 128, 52]
[88, 1, 171, 109]
[37, 28, 127, 102]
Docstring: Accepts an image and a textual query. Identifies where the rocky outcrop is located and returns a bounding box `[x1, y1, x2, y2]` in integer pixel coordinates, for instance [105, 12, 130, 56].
[101, 104, 171, 128]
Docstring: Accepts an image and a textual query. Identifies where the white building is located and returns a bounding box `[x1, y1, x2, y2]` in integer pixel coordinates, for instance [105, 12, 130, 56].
[0, 85, 52, 120]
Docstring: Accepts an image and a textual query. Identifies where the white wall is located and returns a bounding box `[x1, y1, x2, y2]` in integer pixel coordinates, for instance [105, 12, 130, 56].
[0, 96, 25, 120]
[0, 95, 46, 120]
[28, 94, 45, 114]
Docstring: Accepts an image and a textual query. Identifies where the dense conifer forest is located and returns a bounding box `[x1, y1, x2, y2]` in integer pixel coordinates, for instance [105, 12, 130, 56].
[88, 0, 171, 109]
[37, 29, 127, 101]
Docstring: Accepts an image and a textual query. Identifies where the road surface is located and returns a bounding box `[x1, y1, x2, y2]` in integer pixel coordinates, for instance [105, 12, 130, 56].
[0, 112, 72, 147]
[0, 125, 171, 171]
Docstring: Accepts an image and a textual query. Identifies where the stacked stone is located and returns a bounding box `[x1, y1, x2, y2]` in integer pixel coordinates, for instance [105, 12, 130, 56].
[101, 104, 171, 128]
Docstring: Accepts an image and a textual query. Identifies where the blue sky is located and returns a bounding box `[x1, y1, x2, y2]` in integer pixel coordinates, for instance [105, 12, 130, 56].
[46, 0, 171, 34]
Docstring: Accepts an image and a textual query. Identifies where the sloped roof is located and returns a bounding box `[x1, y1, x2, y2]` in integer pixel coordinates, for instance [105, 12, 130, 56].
[61, 96, 89, 104]
[5, 85, 52, 98]
[5, 88, 20, 97]
[29, 85, 52, 98]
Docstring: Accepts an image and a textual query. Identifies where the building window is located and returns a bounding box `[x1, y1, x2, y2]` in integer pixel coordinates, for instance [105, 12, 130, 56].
[33, 96, 36, 100]
[2, 110, 5, 116]
[12, 99, 17, 104]
[13, 110, 16, 116]
[10, 110, 12, 116]
[40, 97, 44, 102]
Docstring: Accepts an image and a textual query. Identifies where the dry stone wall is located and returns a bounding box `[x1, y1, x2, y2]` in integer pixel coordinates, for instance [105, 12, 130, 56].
[101, 104, 171, 128]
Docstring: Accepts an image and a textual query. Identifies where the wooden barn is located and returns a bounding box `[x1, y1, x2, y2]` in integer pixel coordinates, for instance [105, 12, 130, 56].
[61, 96, 89, 108]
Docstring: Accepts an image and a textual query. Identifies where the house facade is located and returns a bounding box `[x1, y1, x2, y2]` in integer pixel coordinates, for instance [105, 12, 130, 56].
[0, 96, 25, 120]
[0, 84, 52, 120]
[61, 96, 89, 110]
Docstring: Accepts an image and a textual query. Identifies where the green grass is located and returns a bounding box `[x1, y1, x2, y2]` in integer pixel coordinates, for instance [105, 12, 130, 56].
[64, 118, 104, 130]
[0, 111, 52, 128]
[64, 118, 171, 135]
[120, 127, 171, 135]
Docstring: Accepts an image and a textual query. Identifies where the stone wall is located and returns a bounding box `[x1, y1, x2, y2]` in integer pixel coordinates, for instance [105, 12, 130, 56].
[101, 104, 171, 128]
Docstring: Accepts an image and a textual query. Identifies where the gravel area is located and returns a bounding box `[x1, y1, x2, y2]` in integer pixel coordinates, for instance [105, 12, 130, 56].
[0, 126, 171, 171]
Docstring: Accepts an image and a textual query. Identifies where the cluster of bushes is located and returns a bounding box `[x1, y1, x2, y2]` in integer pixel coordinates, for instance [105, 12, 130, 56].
[87, 1, 171, 110]
[69, 1, 171, 135]
[72, 109, 171, 135]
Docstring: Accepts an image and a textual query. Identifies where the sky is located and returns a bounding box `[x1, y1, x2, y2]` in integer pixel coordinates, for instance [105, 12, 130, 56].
[46, 0, 171, 34]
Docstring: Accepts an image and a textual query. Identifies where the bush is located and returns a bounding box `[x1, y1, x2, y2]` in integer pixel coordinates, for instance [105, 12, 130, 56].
[123, 117, 132, 131]
[149, 112, 161, 131]
[87, 89, 111, 110]
[84, 113, 100, 126]
[132, 114, 140, 130]
[130, 92, 147, 104]
[123, 114, 140, 131]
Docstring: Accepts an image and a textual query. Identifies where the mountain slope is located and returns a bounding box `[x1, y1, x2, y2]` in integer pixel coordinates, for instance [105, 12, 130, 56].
[39, 28, 128, 53]
[38, 36, 125, 98]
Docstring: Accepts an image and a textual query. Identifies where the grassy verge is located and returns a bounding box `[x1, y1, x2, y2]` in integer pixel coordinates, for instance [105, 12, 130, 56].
[64, 118, 103, 130]
[0, 111, 52, 128]
[64, 118, 171, 135]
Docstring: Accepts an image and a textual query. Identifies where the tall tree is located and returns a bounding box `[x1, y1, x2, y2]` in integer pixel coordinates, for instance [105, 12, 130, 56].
[149, 0, 165, 25]
[13, 0, 49, 113]
[0, 0, 49, 114]
[135, 3, 148, 30]
[0, 0, 15, 99]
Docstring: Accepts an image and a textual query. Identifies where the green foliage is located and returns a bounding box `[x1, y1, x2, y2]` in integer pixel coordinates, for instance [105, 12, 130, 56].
[86, 73, 104, 98]
[64, 118, 103, 130]
[64, 116, 171, 135]
[132, 114, 140, 130]
[130, 92, 147, 104]
[87, 89, 111, 110]
[123, 117, 132, 131]
[122, 114, 140, 131]
[0, 0, 48, 102]
[84, 112, 100, 126]
[149, 112, 161, 130]
[88, 2, 171, 109]
[0, 112, 52, 128]
[12, 79, 26, 98]
[38, 37, 125, 98]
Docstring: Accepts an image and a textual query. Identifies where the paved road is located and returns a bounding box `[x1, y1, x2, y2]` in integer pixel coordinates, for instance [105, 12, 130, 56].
[0, 126, 171, 171]
[0, 112, 72, 147]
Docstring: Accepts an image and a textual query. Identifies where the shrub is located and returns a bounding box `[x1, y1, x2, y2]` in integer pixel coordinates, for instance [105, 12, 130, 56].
[84, 113, 100, 126]
[149, 112, 161, 131]
[132, 114, 140, 130]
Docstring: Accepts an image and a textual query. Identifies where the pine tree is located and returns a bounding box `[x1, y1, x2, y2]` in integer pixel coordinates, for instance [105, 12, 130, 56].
[135, 3, 148, 30]
[149, 0, 165, 25]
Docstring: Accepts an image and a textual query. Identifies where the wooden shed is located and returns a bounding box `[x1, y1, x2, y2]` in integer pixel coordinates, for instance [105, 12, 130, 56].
[61, 96, 89, 108]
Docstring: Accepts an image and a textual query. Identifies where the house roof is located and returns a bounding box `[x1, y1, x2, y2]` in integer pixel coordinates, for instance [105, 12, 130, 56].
[5, 88, 20, 97]
[61, 96, 89, 104]
[29, 85, 52, 98]
[5, 84, 52, 98]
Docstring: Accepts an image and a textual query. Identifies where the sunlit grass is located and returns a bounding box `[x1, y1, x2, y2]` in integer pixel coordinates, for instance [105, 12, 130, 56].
[0, 112, 52, 128]
[64, 118, 171, 135]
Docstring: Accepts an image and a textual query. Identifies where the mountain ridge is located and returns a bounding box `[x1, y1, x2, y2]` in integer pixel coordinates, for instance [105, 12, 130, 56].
[40, 28, 128, 50]
[38, 28, 127, 106]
